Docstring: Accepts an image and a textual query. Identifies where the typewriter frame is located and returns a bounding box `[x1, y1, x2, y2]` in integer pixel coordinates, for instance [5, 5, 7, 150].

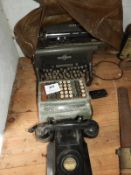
[34, 41, 103, 85]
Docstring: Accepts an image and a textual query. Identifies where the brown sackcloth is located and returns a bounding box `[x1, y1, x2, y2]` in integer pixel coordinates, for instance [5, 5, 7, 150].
[14, 0, 123, 58]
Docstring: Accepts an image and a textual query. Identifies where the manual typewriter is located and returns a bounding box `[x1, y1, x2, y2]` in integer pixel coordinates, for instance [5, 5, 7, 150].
[34, 21, 104, 85]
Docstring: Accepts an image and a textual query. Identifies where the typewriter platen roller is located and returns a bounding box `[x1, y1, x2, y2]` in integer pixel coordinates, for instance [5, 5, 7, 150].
[38, 21, 95, 47]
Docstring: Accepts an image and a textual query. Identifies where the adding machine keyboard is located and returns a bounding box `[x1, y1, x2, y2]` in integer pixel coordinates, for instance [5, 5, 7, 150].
[41, 79, 87, 100]
[38, 79, 92, 121]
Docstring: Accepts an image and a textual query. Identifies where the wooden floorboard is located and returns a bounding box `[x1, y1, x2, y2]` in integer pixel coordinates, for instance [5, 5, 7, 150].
[0, 164, 46, 175]
[0, 53, 131, 175]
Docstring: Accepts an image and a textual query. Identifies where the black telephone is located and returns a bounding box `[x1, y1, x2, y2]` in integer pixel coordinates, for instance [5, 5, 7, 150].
[29, 116, 99, 175]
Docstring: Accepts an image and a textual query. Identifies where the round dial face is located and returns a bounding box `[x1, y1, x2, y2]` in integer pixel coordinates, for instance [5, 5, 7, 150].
[63, 157, 77, 172]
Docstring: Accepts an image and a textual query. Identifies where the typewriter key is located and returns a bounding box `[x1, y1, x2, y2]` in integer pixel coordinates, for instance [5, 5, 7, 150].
[69, 94, 73, 98]
[81, 89, 86, 93]
[59, 81, 62, 84]
[79, 80, 83, 83]
[65, 94, 69, 98]
[60, 95, 64, 99]
[64, 86, 67, 90]
[80, 86, 84, 90]
[80, 82, 84, 86]
[64, 91, 68, 94]
[69, 90, 72, 94]
[67, 84, 71, 89]
[75, 63, 78, 66]
[68, 87, 72, 91]
[82, 93, 86, 97]
[60, 91, 64, 95]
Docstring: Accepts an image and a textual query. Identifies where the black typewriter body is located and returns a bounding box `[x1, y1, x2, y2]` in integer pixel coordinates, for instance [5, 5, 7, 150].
[35, 43, 94, 84]
[34, 21, 104, 85]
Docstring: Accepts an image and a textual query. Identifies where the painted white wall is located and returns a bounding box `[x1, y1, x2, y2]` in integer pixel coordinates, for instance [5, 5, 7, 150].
[1, 0, 39, 30]
[122, 0, 131, 29]
[1, 0, 131, 32]
[0, 3, 19, 154]
[1, 0, 39, 56]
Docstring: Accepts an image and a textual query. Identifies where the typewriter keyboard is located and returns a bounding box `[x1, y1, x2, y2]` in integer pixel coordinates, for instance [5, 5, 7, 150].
[40, 64, 90, 82]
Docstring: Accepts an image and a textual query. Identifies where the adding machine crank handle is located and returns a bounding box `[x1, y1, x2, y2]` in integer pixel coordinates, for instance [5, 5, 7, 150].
[117, 87, 131, 175]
